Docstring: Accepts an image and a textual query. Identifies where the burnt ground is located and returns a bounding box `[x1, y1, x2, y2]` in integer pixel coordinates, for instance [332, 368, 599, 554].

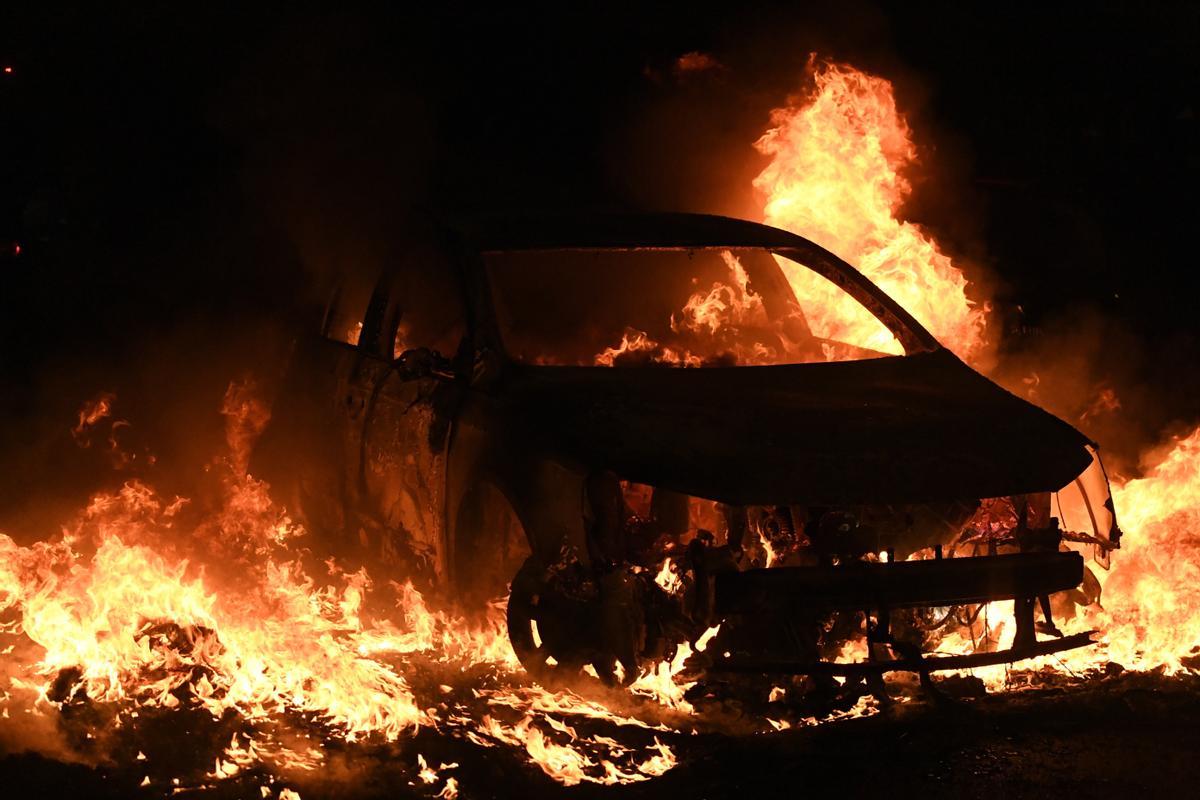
[3, 671, 1197, 800]
[627, 673, 1200, 800]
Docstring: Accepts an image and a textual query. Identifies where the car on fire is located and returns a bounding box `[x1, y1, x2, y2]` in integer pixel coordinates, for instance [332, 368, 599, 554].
[252, 213, 1120, 685]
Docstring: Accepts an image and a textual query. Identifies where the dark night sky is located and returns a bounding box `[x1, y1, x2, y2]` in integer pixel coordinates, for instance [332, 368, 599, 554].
[0, 3, 1197, 519]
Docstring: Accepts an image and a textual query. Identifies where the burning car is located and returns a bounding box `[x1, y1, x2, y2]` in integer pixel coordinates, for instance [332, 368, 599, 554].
[252, 213, 1120, 687]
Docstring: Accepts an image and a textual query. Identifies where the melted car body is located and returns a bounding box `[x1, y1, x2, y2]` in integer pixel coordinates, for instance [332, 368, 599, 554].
[252, 213, 1119, 682]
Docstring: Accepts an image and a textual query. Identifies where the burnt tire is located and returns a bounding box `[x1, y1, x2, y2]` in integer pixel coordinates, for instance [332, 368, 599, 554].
[505, 556, 605, 682]
[506, 557, 556, 678]
[506, 557, 644, 685]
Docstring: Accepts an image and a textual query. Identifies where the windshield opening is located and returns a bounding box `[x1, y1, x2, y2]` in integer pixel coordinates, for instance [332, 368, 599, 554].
[484, 248, 905, 366]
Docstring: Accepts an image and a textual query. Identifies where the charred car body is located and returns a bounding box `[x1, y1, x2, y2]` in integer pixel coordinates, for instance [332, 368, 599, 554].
[253, 213, 1120, 685]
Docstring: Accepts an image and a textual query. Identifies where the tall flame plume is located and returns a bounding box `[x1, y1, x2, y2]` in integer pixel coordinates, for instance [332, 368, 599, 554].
[754, 60, 987, 360]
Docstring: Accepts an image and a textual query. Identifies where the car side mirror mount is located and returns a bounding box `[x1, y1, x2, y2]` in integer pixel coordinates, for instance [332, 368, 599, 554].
[393, 347, 455, 383]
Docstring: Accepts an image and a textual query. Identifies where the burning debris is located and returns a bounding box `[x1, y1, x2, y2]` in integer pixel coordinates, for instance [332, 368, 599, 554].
[5, 383, 921, 795]
[0, 389, 708, 796]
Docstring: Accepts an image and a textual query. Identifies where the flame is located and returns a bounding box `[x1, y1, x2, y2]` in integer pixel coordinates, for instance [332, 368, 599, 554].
[629, 642, 697, 714]
[71, 392, 116, 445]
[595, 330, 702, 367]
[653, 558, 684, 597]
[748, 58, 1200, 685]
[0, 489, 426, 741]
[628, 626, 720, 715]
[594, 327, 665, 367]
[474, 715, 675, 786]
[70, 392, 151, 469]
[673, 251, 766, 336]
[0, 387, 712, 794]
[592, 251, 833, 367]
[673, 52, 720, 76]
[916, 426, 1200, 691]
[757, 527, 778, 567]
[1079, 386, 1122, 424]
[1101, 426, 1200, 669]
[754, 59, 987, 360]
[592, 61, 991, 368]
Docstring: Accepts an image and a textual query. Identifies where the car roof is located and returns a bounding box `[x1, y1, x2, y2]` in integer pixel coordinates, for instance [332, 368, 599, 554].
[457, 212, 940, 354]
[456, 212, 813, 252]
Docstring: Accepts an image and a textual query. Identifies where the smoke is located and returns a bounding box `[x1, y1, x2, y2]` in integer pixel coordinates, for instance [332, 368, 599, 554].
[988, 305, 1194, 476]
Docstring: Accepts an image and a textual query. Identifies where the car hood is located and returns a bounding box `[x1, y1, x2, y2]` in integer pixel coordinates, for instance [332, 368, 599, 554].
[494, 349, 1093, 506]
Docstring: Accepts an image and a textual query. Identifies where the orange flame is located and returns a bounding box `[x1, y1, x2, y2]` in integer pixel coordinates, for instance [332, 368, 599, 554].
[1, 387, 716, 793]
[653, 558, 685, 597]
[71, 392, 116, 446]
[1102, 426, 1200, 669]
[927, 426, 1200, 689]
[754, 60, 987, 360]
